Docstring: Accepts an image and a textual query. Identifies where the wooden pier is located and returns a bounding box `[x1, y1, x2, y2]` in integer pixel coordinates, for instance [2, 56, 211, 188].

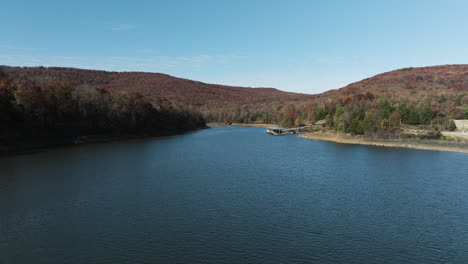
[266, 126, 309, 135]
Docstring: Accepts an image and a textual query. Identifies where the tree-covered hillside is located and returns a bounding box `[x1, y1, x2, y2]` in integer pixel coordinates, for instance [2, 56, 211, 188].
[0, 69, 206, 151]
[1, 65, 467, 139]
[204, 65, 468, 133]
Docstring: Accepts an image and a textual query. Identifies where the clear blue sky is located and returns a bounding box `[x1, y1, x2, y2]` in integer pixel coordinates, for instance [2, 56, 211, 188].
[1, 0, 467, 94]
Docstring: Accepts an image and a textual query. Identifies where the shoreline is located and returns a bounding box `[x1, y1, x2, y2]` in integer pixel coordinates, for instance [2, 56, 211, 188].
[208, 122, 277, 128]
[300, 131, 468, 154]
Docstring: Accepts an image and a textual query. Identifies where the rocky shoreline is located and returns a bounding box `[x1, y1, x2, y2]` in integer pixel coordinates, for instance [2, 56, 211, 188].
[300, 131, 468, 154]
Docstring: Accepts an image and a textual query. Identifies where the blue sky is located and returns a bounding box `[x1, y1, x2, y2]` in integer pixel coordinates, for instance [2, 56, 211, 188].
[1, 0, 468, 94]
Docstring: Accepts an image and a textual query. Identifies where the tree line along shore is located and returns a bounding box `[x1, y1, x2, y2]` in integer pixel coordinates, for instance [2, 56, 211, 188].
[208, 90, 468, 153]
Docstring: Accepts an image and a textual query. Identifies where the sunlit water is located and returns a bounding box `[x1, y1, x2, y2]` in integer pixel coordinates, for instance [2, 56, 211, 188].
[1, 126, 468, 264]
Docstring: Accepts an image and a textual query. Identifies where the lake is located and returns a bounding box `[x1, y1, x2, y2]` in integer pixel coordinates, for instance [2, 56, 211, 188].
[1, 126, 468, 263]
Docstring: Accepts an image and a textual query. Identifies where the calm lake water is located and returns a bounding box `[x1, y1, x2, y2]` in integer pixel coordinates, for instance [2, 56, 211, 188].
[1, 126, 468, 264]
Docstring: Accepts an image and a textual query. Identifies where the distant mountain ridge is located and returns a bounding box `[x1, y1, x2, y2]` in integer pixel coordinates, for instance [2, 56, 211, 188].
[1, 64, 467, 124]
[2, 64, 467, 104]
[0, 66, 307, 107]
[317, 64, 468, 100]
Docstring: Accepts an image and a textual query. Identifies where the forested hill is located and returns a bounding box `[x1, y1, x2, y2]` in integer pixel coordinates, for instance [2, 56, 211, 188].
[1, 64, 467, 130]
[0, 67, 207, 154]
[317, 65, 468, 100]
[204, 64, 468, 125]
[0, 66, 307, 107]
[271, 64, 468, 133]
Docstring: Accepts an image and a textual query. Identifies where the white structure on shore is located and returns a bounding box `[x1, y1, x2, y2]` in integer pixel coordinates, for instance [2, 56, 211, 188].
[454, 120, 468, 132]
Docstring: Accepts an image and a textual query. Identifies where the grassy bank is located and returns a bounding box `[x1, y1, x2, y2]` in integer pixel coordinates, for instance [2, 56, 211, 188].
[300, 131, 468, 154]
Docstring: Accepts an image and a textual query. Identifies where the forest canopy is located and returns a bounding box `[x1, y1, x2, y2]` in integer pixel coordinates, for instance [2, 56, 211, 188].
[0, 69, 206, 148]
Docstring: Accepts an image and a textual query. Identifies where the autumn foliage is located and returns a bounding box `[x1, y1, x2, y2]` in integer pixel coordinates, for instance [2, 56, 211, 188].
[0, 68, 205, 148]
[1, 64, 468, 135]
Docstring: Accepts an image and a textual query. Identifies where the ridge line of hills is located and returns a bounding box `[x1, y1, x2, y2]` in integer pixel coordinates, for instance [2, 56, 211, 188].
[2, 64, 467, 104]
[0, 65, 308, 107]
[1, 64, 468, 126]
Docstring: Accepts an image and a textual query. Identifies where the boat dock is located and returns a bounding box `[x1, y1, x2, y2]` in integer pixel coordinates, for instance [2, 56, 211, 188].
[266, 126, 309, 135]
